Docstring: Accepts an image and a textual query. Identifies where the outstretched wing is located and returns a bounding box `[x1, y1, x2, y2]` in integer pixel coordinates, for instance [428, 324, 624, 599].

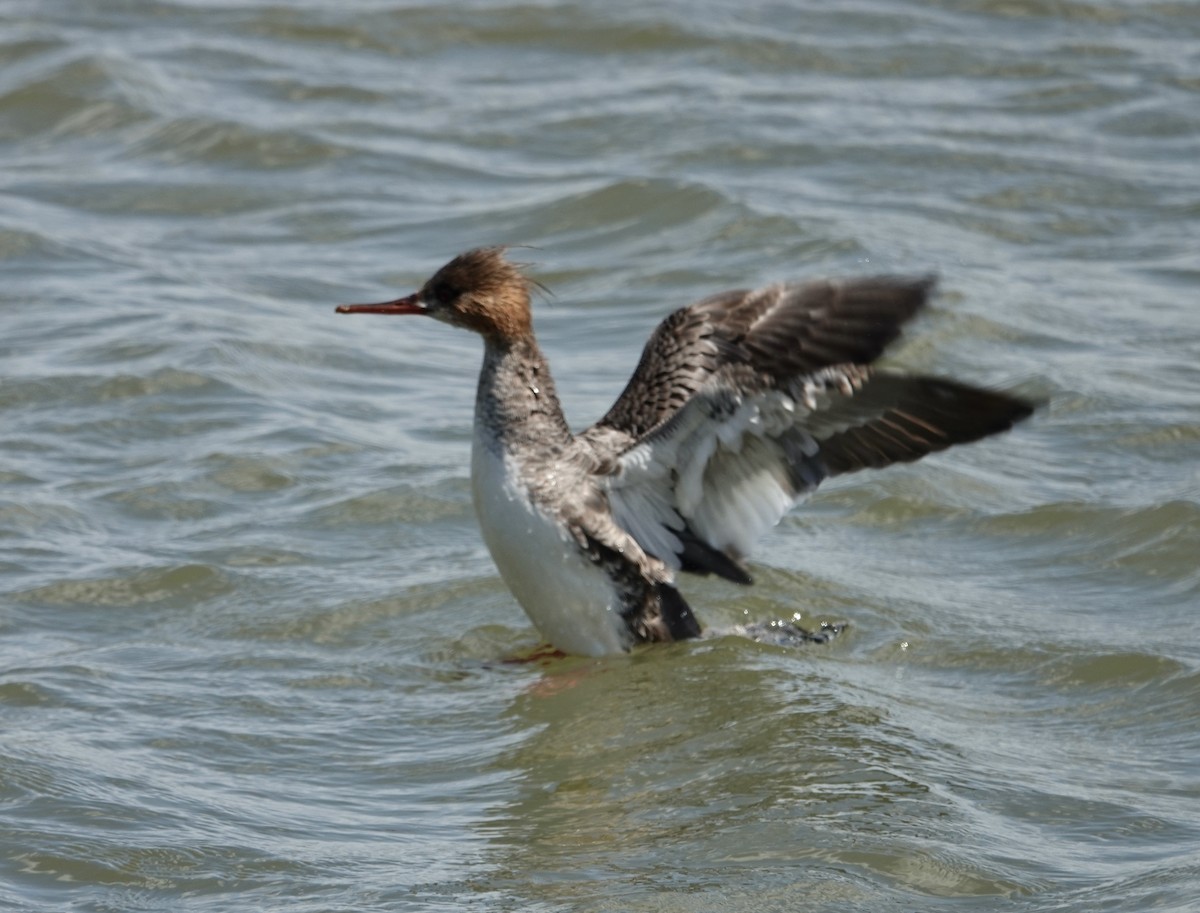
[604, 364, 1033, 584]
[586, 275, 935, 444]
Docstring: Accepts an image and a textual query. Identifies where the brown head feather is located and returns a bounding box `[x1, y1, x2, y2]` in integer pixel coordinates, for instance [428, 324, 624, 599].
[421, 247, 534, 342]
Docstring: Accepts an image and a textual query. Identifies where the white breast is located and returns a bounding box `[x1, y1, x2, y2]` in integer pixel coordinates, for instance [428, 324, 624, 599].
[470, 437, 632, 656]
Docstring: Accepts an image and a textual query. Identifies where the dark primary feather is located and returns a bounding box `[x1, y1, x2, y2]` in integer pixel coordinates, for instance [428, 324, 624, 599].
[811, 374, 1035, 476]
[591, 275, 935, 441]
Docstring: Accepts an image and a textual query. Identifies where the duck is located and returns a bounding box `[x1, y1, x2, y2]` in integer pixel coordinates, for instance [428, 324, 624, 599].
[337, 247, 1032, 656]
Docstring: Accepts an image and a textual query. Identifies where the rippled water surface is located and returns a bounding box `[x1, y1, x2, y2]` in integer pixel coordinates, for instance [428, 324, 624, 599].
[3, 1, 1199, 910]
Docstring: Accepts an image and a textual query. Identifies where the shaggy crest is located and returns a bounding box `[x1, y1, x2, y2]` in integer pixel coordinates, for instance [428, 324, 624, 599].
[421, 247, 543, 341]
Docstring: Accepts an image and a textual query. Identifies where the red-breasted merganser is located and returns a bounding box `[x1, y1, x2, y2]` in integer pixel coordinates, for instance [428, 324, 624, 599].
[337, 247, 1033, 656]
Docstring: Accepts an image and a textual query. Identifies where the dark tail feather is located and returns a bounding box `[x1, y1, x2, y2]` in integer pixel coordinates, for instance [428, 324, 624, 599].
[656, 584, 702, 641]
[678, 527, 754, 585]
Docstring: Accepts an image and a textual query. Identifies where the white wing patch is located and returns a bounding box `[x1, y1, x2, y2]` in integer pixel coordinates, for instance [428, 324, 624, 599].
[688, 433, 800, 557]
[607, 367, 862, 569]
[606, 438, 686, 566]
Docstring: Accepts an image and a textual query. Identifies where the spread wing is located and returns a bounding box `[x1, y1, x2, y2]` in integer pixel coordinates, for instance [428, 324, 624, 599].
[604, 364, 1033, 584]
[585, 272, 1032, 583]
[585, 275, 936, 445]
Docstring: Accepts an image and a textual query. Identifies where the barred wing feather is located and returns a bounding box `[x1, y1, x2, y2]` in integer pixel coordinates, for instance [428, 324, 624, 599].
[605, 365, 1032, 584]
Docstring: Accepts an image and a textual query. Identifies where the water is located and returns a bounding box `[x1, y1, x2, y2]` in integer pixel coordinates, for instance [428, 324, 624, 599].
[2, 1, 1199, 910]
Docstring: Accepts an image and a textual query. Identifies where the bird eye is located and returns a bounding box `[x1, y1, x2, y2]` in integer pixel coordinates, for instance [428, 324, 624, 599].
[427, 280, 456, 306]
